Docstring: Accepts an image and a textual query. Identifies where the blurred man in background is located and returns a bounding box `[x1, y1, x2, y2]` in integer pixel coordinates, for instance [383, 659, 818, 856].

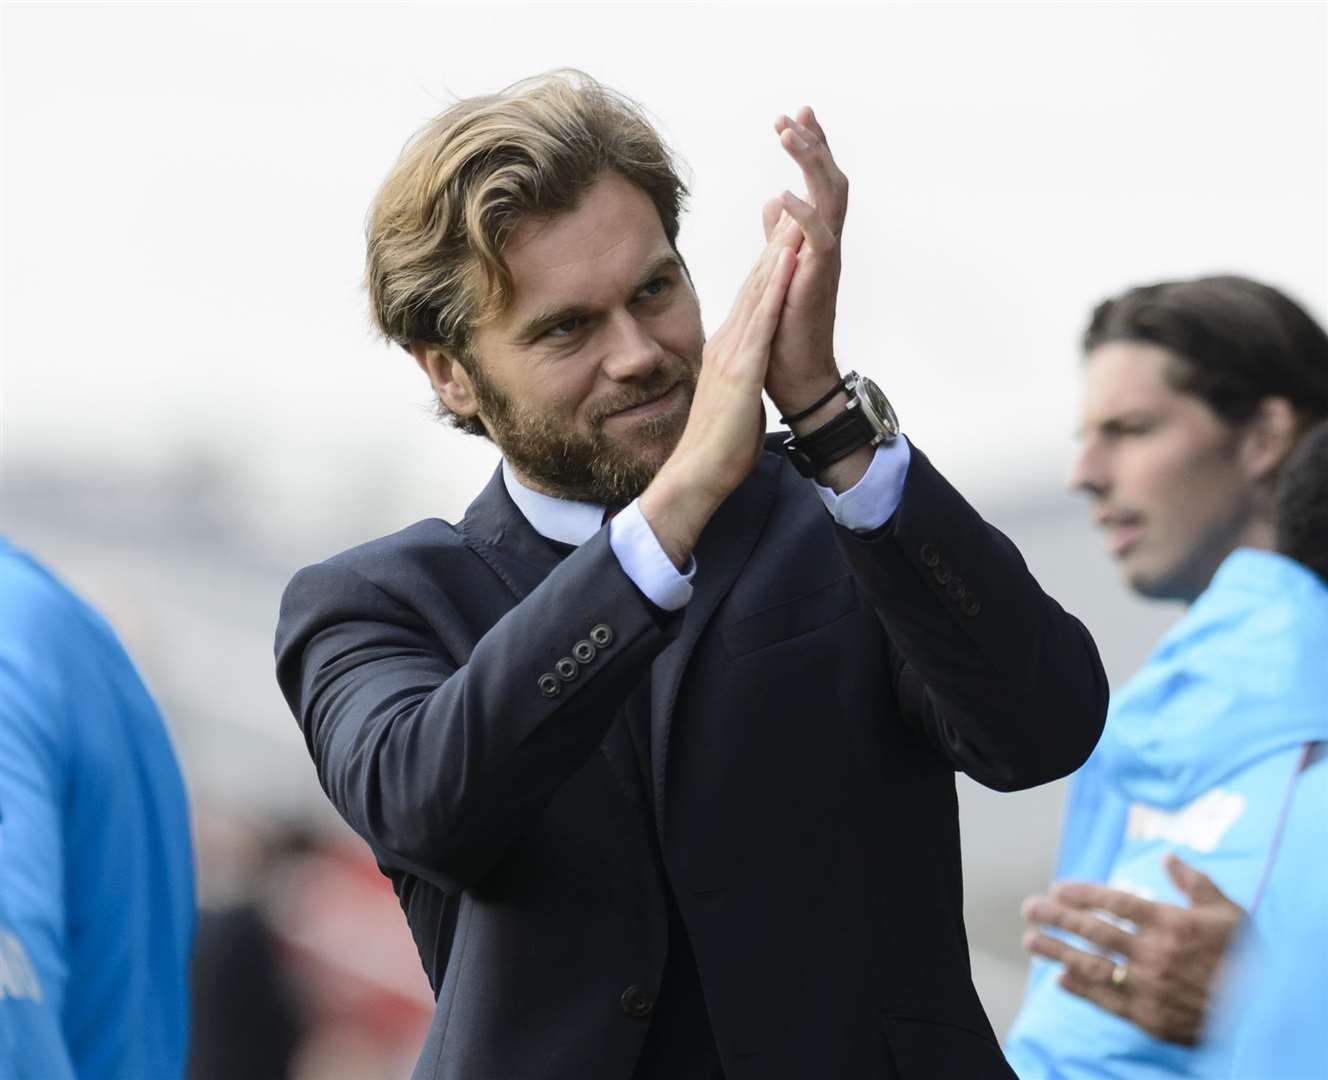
[276, 72, 1107, 1078]
[0, 537, 194, 1078]
[1006, 275, 1328, 1078]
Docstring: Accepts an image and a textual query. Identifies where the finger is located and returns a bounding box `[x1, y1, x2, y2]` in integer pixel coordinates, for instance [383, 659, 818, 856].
[741, 246, 796, 355]
[795, 105, 829, 149]
[1052, 881, 1159, 928]
[779, 190, 836, 253]
[762, 198, 783, 243]
[1058, 969, 1129, 1019]
[1024, 931, 1120, 985]
[769, 203, 804, 250]
[711, 241, 775, 343]
[729, 246, 795, 373]
[720, 227, 797, 340]
[1022, 896, 1136, 957]
[1164, 853, 1230, 908]
[1022, 927, 1069, 961]
[776, 126, 846, 234]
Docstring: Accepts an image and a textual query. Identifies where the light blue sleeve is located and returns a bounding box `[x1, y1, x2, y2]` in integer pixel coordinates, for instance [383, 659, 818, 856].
[0, 919, 75, 1079]
[608, 499, 696, 611]
[1196, 752, 1328, 1079]
[0, 644, 69, 1020]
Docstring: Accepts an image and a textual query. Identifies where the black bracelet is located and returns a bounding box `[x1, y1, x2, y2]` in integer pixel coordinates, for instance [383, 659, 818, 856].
[778, 375, 848, 425]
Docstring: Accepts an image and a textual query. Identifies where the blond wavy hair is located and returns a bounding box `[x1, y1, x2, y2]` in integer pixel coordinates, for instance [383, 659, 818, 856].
[365, 71, 688, 430]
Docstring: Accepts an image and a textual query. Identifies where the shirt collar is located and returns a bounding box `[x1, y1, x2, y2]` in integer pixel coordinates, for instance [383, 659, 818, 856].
[501, 459, 606, 547]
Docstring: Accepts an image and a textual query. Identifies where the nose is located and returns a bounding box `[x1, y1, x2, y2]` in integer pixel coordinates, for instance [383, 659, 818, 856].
[601, 311, 666, 382]
[1068, 438, 1109, 497]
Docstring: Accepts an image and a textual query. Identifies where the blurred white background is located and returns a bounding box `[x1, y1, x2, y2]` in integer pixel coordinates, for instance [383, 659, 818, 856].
[4, 0, 1325, 1056]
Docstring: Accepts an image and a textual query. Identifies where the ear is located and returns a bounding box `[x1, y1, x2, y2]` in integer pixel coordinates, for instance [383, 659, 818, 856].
[1240, 396, 1299, 483]
[411, 342, 480, 420]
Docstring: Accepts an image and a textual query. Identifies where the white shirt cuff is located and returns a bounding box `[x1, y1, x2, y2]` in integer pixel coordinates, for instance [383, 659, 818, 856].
[608, 499, 696, 611]
[813, 435, 912, 532]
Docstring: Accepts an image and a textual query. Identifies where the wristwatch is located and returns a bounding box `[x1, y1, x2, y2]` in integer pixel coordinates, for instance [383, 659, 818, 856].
[782, 371, 899, 479]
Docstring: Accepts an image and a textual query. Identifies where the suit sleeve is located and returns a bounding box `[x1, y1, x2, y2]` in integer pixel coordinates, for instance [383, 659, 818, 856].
[274, 529, 677, 893]
[836, 444, 1109, 791]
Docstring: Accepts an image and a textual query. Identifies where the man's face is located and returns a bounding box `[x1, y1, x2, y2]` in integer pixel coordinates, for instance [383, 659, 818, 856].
[1070, 341, 1262, 603]
[448, 171, 704, 506]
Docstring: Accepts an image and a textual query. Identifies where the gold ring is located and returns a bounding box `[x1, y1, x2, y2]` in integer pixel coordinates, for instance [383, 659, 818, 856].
[1110, 962, 1129, 987]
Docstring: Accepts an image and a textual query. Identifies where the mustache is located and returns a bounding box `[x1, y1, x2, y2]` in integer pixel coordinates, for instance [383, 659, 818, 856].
[588, 367, 694, 426]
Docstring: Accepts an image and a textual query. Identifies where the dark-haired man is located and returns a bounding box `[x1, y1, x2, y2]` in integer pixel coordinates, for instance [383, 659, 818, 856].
[276, 73, 1107, 1079]
[1007, 275, 1328, 1078]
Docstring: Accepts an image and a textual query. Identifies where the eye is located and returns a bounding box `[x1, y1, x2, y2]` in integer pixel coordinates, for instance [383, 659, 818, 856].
[635, 277, 669, 301]
[545, 316, 585, 339]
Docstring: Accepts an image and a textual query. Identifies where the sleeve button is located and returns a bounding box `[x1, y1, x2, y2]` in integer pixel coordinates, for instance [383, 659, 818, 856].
[554, 657, 580, 681]
[932, 564, 952, 585]
[620, 985, 655, 1018]
[572, 640, 597, 664]
[961, 596, 982, 617]
[589, 623, 614, 647]
[920, 543, 940, 568]
[537, 673, 561, 698]
[946, 579, 966, 601]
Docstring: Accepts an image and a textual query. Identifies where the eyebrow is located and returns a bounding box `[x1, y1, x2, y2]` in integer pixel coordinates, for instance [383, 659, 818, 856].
[1075, 409, 1158, 439]
[511, 253, 685, 343]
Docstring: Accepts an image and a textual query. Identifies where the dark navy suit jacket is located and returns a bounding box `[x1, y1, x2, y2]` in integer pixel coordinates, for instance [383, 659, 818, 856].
[275, 440, 1108, 1079]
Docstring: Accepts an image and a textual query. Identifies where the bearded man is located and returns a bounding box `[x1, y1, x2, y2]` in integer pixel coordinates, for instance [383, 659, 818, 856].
[275, 72, 1107, 1080]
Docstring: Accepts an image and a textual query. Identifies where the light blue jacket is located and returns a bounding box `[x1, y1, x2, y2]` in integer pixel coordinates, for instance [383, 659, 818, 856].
[1005, 548, 1328, 1079]
[0, 538, 194, 1078]
[0, 887, 74, 1079]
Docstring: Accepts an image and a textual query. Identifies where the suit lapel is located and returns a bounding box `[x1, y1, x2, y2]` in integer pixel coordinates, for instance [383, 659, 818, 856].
[457, 466, 562, 601]
[648, 451, 782, 835]
[457, 465, 656, 831]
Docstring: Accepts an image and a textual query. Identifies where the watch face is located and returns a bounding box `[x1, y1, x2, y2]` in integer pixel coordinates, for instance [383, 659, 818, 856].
[854, 377, 899, 439]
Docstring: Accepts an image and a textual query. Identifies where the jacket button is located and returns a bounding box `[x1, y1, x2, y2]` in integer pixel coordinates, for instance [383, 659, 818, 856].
[932, 564, 952, 585]
[920, 543, 940, 568]
[620, 985, 655, 1018]
[946, 579, 966, 601]
[961, 596, 982, 617]
[572, 639, 597, 664]
[589, 623, 615, 647]
[537, 673, 561, 698]
[554, 657, 579, 681]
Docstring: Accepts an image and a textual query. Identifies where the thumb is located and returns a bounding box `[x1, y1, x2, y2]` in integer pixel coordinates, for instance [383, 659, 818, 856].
[1164, 852, 1229, 907]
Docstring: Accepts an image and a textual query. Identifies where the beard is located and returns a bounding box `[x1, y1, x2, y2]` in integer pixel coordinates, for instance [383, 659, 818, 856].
[463, 354, 699, 507]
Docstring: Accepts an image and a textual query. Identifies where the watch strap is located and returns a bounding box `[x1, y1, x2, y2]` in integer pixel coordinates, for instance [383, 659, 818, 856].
[783, 404, 875, 478]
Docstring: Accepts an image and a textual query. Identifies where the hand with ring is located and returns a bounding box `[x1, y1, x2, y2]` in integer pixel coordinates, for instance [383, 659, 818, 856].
[1020, 854, 1244, 1046]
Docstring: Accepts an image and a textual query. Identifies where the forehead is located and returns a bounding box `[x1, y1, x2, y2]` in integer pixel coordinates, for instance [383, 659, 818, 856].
[1081, 341, 1185, 418]
[498, 172, 672, 322]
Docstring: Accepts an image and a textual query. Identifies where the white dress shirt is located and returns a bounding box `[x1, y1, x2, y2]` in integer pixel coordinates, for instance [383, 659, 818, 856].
[502, 435, 912, 612]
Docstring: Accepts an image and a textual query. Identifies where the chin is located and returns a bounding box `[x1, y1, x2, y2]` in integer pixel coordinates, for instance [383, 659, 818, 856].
[1124, 561, 1194, 604]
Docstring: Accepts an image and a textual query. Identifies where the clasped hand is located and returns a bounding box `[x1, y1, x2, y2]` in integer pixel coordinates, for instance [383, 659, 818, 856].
[639, 107, 850, 566]
[673, 107, 849, 492]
